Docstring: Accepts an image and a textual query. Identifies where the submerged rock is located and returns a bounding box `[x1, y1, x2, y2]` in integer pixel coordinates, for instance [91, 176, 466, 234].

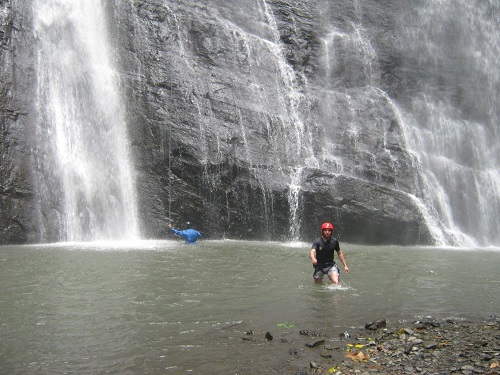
[365, 319, 387, 330]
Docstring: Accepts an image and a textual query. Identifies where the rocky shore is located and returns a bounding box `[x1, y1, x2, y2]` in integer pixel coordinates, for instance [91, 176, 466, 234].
[239, 318, 500, 374]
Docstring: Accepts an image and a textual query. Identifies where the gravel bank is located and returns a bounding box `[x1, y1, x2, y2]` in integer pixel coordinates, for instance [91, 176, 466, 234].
[238, 318, 500, 374]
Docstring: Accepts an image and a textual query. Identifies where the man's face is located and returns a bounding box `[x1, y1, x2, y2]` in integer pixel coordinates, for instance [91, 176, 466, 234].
[322, 229, 332, 239]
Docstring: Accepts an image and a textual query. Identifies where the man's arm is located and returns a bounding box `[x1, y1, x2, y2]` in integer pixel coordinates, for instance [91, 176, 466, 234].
[337, 250, 349, 273]
[310, 248, 317, 265]
[169, 226, 185, 237]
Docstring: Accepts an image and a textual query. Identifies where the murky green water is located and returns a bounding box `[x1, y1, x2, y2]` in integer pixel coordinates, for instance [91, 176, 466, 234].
[1, 241, 499, 374]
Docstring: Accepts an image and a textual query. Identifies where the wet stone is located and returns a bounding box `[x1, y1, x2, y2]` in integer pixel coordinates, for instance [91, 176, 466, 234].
[305, 339, 325, 348]
[423, 340, 439, 349]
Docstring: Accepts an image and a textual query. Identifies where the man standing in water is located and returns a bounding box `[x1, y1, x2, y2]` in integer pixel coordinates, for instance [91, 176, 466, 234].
[310, 222, 349, 285]
[168, 222, 202, 244]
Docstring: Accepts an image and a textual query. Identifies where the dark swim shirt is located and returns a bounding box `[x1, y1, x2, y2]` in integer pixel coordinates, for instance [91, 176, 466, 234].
[311, 236, 340, 264]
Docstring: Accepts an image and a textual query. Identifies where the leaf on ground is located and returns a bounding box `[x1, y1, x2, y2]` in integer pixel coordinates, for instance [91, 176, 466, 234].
[345, 351, 370, 361]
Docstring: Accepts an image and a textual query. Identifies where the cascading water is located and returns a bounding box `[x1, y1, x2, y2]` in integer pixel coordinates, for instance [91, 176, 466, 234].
[32, 0, 139, 242]
[180, 1, 319, 239]
[396, 0, 500, 246]
[258, 0, 318, 239]
[316, 0, 499, 247]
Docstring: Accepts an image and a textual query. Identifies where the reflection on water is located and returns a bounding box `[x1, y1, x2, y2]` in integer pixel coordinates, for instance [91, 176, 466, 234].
[0, 241, 499, 373]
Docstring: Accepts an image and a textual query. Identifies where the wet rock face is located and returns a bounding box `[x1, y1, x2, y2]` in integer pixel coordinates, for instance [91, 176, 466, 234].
[0, 0, 39, 244]
[1, 1, 436, 244]
[115, 0, 434, 244]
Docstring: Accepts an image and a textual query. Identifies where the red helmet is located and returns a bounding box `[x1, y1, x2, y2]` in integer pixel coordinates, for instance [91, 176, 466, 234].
[321, 222, 334, 231]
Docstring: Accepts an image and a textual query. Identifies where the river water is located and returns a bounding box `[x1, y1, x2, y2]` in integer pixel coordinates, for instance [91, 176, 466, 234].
[1, 241, 499, 374]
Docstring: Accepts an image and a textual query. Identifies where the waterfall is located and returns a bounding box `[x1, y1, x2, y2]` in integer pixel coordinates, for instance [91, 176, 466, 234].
[32, 0, 139, 241]
[316, 0, 499, 247]
[8, 0, 496, 246]
[398, 0, 500, 246]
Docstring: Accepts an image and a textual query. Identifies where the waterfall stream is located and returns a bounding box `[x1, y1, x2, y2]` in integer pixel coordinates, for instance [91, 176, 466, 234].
[397, 0, 500, 246]
[315, 0, 499, 246]
[32, 0, 139, 241]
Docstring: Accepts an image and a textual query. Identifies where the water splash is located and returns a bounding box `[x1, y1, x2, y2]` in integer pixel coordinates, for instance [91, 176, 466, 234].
[324, 284, 352, 292]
